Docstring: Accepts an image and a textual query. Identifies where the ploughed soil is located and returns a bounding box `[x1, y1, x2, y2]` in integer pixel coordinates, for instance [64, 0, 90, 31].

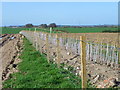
[0, 34, 23, 89]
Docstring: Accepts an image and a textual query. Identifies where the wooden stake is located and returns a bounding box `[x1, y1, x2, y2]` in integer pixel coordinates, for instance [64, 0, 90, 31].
[38, 33, 42, 54]
[33, 31, 36, 47]
[56, 34, 60, 68]
[80, 36, 87, 88]
[36, 32, 38, 51]
[46, 33, 50, 63]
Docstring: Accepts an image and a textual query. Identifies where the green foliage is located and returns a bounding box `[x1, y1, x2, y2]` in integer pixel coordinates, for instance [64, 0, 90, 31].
[3, 38, 93, 88]
[25, 24, 34, 28]
[40, 24, 48, 28]
[48, 23, 57, 28]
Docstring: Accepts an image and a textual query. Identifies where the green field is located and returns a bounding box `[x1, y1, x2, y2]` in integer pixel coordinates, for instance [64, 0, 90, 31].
[53, 27, 118, 33]
[1, 27, 59, 34]
[3, 38, 93, 88]
[1, 27, 118, 34]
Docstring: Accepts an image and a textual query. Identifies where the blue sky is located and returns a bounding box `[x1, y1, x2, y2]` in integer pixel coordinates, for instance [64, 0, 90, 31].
[2, 2, 118, 26]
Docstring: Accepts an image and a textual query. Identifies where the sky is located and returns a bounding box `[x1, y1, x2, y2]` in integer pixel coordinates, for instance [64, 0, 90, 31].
[2, 2, 118, 26]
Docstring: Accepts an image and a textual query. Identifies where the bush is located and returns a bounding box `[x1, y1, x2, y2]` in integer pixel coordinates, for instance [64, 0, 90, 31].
[25, 24, 34, 28]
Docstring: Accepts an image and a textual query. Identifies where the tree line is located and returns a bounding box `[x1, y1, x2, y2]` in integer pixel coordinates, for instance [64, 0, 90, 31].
[25, 23, 57, 28]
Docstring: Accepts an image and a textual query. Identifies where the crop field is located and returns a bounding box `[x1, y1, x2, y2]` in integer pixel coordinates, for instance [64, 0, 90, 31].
[53, 27, 119, 33]
[1, 27, 58, 34]
[1, 27, 35, 34]
[1, 27, 23, 34]
[1, 27, 119, 34]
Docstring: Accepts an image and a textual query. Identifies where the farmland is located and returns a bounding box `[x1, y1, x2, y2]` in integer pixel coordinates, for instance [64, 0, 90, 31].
[1, 26, 118, 46]
[53, 27, 118, 33]
[20, 31, 120, 88]
[1, 1, 120, 89]
[1, 26, 119, 34]
[1, 27, 60, 34]
[1, 26, 120, 88]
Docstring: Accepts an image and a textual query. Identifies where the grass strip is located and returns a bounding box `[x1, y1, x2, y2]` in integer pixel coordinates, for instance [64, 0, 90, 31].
[3, 38, 92, 88]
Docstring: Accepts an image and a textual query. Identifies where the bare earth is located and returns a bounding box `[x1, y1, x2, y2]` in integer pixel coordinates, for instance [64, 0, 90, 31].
[0, 34, 23, 89]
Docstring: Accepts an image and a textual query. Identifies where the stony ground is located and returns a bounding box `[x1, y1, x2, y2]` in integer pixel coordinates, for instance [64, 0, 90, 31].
[34, 38, 120, 88]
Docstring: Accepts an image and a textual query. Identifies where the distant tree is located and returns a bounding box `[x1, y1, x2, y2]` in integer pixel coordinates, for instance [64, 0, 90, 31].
[48, 23, 57, 28]
[40, 24, 48, 28]
[25, 24, 33, 28]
